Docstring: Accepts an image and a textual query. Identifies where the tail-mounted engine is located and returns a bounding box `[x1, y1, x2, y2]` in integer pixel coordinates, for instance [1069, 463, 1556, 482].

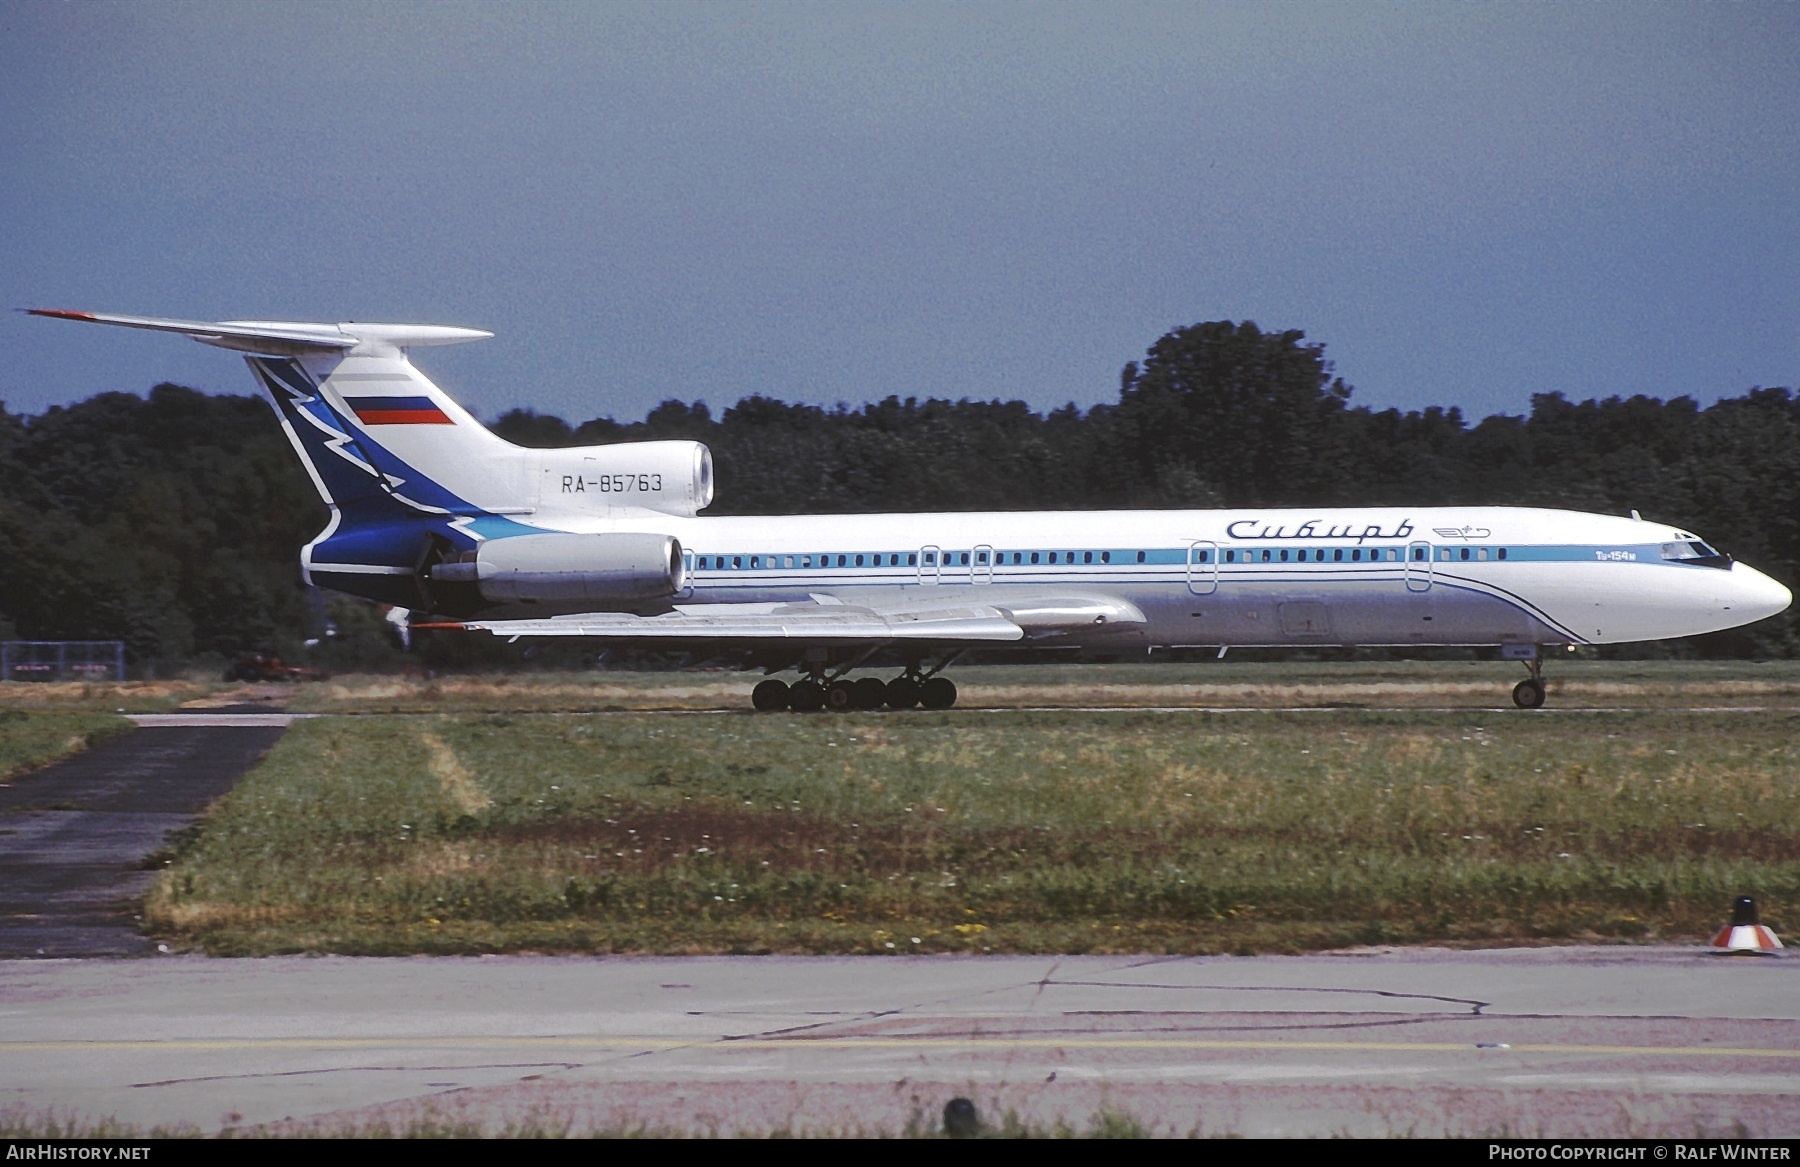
[538, 441, 713, 517]
[432, 532, 685, 605]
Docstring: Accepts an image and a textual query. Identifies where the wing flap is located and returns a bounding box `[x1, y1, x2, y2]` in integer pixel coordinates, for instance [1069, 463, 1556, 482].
[423, 601, 1026, 642]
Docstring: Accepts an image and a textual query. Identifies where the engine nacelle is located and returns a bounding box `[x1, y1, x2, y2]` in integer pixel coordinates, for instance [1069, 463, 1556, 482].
[538, 440, 714, 517]
[434, 532, 685, 605]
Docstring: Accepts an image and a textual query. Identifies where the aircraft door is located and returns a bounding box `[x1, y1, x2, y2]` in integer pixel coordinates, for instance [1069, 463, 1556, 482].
[1187, 541, 1218, 595]
[1406, 541, 1433, 592]
[973, 544, 994, 584]
[919, 545, 941, 585]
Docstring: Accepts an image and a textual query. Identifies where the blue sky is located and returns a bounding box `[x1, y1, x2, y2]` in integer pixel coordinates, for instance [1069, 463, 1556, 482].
[4, 1, 1796, 426]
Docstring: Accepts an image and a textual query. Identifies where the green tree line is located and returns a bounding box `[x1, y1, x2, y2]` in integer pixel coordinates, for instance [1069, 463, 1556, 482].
[3, 320, 1794, 669]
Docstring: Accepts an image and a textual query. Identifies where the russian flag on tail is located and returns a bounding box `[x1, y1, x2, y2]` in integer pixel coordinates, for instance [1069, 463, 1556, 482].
[346, 396, 454, 425]
[1709, 895, 1784, 953]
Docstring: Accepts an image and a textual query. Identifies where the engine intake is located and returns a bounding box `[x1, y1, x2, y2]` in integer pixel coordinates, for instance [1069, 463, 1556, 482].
[433, 533, 685, 605]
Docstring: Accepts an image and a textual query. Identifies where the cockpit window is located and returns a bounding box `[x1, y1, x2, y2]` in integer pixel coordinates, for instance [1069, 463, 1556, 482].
[1661, 541, 1732, 569]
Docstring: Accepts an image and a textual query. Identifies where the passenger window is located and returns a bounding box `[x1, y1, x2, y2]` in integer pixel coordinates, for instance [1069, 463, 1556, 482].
[1279, 549, 1289, 562]
[732, 556, 742, 569]
[1101, 551, 1111, 563]
[1015, 552, 1024, 564]
[1498, 548, 1508, 560]
[855, 554, 864, 566]
[1083, 551, 1093, 564]
[1030, 552, 1040, 564]
[924, 552, 934, 565]
[1460, 548, 1470, 561]
[836, 555, 846, 567]
[1261, 549, 1272, 562]
[1477, 548, 1488, 561]
[1136, 551, 1145, 563]
[1334, 549, 1343, 562]
[958, 552, 968, 565]
[1439, 548, 1450, 561]
[976, 551, 988, 565]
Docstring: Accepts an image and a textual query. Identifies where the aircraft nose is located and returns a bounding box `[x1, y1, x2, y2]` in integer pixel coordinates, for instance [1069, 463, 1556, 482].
[1731, 563, 1793, 623]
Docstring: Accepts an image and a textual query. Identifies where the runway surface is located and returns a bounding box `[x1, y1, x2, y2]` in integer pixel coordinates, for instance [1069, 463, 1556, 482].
[136, 706, 1800, 721]
[3, 947, 1794, 1137]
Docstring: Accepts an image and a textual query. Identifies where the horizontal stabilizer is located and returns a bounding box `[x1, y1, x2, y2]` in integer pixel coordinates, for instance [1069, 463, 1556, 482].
[26, 309, 491, 357]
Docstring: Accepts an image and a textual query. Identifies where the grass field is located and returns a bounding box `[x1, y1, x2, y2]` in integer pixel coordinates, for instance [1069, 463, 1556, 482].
[281, 659, 1800, 713]
[145, 703, 1800, 956]
[0, 711, 134, 780]
[8, 658, 1800, 715]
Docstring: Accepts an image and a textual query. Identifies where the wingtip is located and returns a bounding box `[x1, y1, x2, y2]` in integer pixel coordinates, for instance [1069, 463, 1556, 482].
[23, 308, 98, 321]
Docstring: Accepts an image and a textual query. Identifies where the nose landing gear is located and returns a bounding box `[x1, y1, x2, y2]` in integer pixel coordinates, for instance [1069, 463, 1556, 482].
[1511, 653, 1547, 708]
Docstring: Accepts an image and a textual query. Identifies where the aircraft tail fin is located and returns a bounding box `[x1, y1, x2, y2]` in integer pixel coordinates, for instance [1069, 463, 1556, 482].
[29, 309, 532, 606]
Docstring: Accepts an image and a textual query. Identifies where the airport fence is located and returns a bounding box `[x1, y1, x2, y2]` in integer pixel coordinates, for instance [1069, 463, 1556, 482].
[1, 641, 127, 683]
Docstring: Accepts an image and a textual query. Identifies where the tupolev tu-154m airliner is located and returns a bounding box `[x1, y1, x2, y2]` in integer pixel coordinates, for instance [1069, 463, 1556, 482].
[30, 310, 1793, 710]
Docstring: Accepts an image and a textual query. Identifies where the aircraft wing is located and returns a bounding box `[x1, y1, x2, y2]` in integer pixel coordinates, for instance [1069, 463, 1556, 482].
[422, 600, 1026, 642]
[419, 593, 1145, 643]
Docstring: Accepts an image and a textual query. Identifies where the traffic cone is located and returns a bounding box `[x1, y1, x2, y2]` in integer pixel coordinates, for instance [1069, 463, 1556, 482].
[1709, 896, 1783, 953]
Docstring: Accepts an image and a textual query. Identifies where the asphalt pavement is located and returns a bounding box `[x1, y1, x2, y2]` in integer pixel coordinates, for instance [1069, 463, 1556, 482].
[0, 718, 287, 957]
[3, 948, 1793, 1137]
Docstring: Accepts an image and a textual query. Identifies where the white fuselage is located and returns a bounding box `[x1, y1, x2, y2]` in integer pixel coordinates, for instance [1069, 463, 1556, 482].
[514, 504, 1790, 649]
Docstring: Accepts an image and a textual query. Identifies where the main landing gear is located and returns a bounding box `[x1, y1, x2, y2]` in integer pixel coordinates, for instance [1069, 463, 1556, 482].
[750, 661, 960, 713]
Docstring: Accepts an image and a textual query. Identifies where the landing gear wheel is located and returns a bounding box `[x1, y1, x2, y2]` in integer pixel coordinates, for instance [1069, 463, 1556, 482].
[789, 681, 826, 713]
[1512, 678, 1546, 709]
[920, 677, 958, 709]
[884, 677, 921, 710]
[852, 677, 888, 710]
[826, 679, 858, 712]
[751, 679, 790, 712]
